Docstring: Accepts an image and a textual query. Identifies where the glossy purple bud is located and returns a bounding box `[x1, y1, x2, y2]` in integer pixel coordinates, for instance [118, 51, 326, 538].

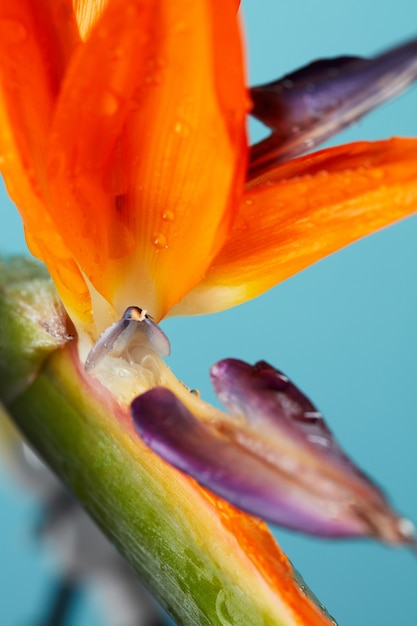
[131, 359, 416, 545]
[249, 38, 417, 177]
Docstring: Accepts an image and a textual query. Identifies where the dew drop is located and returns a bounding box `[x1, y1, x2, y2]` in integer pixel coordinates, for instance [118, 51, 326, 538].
[153, 233, 168, 249]
[162, 210, 174, 222]
[48, 151, 66, 178]
[98, 89, 121, 116]
[174, 120, 191, 136]
[369, 168, 384, 181]
[174, 21, 187, 33]
[398, 517, 416, 541]
[106, 47, 124, 61]
[0, 18, 28, 44]
[244, 198, 254, 206]
[145, 73, 161, 86]
[144, 57, 165, 86]
[131, 87, 144, 109]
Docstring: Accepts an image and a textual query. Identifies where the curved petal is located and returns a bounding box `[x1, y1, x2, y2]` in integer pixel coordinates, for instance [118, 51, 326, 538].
[172, 138, 417, 315]
[0, 1, 91, 323]
[0, 0, 78, 205]
[131, 359, 415, 543]
[47, 0, 248, 326]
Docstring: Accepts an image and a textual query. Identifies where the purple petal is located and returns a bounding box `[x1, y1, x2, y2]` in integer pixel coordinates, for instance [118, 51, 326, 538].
[131, 387, 360, 537]
[210, 359, 359, 473]
[249, 38, 417, 177]
[131, 362, 416, 544]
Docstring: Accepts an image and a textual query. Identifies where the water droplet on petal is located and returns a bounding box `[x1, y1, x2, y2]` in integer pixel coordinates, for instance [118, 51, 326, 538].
[174, 21, 187, 34]
[145, 73, 161, 86]
[174, 120, 191, 136]
[369, 168, 384, 180]
[153, 233, 168, 249]
[162, 210, 174, 222]
[283, 78, 294, 89]
[98, 90, 121, 116]
[106, 47, 124, 61]
[48, 151, 66, 179]
[144, 57, 165, 85]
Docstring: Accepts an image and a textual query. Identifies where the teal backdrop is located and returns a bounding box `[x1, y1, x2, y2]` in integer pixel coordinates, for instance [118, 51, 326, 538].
[1, 1, 416, 624]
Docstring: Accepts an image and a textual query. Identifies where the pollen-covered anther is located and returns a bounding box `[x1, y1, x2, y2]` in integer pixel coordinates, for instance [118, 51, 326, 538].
[84, 306, 170, 372]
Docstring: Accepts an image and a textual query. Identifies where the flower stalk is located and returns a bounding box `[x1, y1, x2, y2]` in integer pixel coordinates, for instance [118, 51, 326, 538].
[0, 257, 336, 626]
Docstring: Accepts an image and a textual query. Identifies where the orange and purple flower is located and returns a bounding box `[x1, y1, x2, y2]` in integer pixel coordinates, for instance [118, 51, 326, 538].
[1, 2, 417, 619]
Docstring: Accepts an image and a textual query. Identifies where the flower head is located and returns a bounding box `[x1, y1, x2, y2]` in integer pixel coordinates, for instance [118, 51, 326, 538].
[1, 0, 417, 573]
[1, 1, 417, 338]
[0, 0, 248, 334]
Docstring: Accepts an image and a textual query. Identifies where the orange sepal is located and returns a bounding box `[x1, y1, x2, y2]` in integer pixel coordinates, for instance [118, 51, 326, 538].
[0, 0, 79, 196]
[0, 0, 91, 324]
[47, 0, 248, 324]
[172, 138, 417, 315]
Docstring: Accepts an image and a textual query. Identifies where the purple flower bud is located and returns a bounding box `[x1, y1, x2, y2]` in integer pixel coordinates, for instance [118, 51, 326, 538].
[249, 38, 417, 177]
[131, 358, 416, 545]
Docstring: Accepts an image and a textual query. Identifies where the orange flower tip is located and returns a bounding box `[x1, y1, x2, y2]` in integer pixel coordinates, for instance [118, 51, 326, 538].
[249, 36, 417, 177]
[169, 283, 250, 317]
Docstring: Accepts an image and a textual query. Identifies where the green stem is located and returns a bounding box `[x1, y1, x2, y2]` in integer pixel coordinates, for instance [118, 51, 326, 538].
[0, 258, 335, 626]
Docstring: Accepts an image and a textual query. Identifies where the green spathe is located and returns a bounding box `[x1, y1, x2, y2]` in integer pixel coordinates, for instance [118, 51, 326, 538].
[0, 257, 335, 626]
[0, 257, 69, 402]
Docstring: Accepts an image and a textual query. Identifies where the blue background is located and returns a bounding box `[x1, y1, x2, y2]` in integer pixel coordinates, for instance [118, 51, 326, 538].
[1, 1, 417, 624]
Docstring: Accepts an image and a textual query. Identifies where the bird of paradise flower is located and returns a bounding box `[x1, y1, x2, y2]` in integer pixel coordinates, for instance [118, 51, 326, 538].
[1, 0, 417, 625]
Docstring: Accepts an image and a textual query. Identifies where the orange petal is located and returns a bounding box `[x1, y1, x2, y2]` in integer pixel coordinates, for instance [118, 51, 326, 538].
[172, 138, 417, 315]
[0, 0, 79, 198]
[0, 1, 91, 324]
[73, 0, 109, 39]
[47, 0, 248, 327]
[198, 488, 335, 626]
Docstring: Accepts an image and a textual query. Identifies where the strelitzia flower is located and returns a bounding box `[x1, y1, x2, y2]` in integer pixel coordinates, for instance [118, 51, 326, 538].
[1, 0, 417, 623]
